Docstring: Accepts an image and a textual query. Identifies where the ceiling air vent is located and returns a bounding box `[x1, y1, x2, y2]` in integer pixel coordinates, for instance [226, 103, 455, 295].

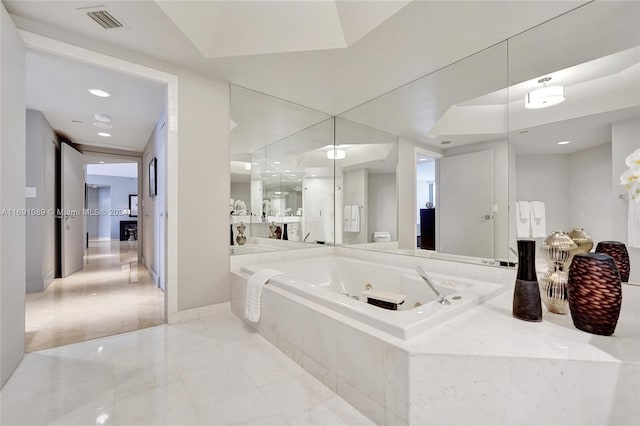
[79, 6, 126, 29]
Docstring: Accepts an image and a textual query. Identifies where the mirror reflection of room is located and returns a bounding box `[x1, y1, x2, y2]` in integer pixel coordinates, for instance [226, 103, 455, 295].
[229, 85, 332, 254]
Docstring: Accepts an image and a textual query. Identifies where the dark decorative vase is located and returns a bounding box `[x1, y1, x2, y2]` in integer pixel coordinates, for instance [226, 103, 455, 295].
[513, 240, 542, 322]
[283, 223, 288, 240]
[595, 241, 630, 283]
[568, 253, 622, 336]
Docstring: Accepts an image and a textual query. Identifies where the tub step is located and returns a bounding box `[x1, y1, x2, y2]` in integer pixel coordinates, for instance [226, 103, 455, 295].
[362, 289, 406, 310]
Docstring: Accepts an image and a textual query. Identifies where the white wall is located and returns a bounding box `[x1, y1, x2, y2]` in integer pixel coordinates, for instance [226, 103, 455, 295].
[142, 115, 166, 286]
[230, 182, 250, 209]
[97, 187, 111, 239]
[86, 174, 138, 240]
[368, 172, 397, 241]
[86, 187, 99, 237]
[177, 74, 230, 309]
[1, 4, 26, 387]
[397, 139, 417, 249]
[569, 143, 613, 244]
[516, 144, 615, 260]
[515, 153, 571, 248]
[612, 118, 640, 282]
[25, 109, 56, 293]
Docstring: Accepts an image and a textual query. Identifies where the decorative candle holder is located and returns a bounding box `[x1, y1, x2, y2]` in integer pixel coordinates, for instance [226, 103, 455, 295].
[539, 231, 577, 314]
[513, 240, 542, 322]
[568, 253, 622, 336]
[568, 228, 594, 254]
[235, 222, 247, 246]
[595, 241, 630, 283]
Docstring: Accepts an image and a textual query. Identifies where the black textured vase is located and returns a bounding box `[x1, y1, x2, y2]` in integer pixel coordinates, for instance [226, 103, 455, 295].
[568, 253, 622, 336]
[595, 241, 630, 283]
[513, 240, 542, 322]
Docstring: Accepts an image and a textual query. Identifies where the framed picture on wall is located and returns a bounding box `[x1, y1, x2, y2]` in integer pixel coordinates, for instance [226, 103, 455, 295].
[129, 194, 139, 217]
[149, 157, 157, 198]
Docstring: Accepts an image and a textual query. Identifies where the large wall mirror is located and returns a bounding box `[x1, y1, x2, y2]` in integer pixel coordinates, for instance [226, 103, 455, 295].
[508, 1, 640, 280]
[230, 85, 332, 254]
[229, 1, 639, 273]
[338, 41, 510, 262]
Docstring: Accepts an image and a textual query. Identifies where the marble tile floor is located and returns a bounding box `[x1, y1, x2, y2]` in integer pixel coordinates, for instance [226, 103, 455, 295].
[26, 240, 164, 352]
[0, 311, 374, 426]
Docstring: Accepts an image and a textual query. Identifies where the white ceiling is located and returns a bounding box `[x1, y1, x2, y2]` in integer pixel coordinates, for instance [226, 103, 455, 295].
[5, 0, 587, 115]
[25, 49, 165, 152]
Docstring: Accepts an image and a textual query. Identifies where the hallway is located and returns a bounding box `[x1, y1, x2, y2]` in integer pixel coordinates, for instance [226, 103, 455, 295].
[25, 240, 164, 352]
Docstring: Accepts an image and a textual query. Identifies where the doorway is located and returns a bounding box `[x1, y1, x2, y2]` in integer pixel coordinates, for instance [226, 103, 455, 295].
[24, 47, 169, 351]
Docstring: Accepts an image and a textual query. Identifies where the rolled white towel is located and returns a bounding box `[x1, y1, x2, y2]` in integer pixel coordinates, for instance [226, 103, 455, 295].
[245, 268, 283, 322]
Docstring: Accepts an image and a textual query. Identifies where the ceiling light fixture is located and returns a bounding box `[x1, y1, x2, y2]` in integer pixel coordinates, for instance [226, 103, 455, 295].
[94, 113, 111, 122]
[525, 77, 565, 109]
[97, 132, 111, 137]
[88, 89, 111, 98]
[99, 161, 105, 164]
[557, 141, 571, 145]
[327, 149, 346, 160]
[273, 161, 281, 164]
[93, 122, 113, 130]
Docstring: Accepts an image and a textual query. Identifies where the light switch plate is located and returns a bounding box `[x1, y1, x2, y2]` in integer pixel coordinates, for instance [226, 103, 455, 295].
[25, 187, 37, 198]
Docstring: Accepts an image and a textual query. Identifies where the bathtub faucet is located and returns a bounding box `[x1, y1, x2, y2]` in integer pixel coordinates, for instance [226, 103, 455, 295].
[415, 266, 450, 305]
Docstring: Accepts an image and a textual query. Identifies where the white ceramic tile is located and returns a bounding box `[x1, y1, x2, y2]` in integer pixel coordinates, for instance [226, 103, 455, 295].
[193, 387, 280, 425]
[410, 354, 511, 425]
[384, 344, 409, 422]
[301, 306, 338, 381]
[302, 353, 337, 391]
[335, 322, 386, 406]
[260, 372, 334, 421]
[336, 377, 385, 425]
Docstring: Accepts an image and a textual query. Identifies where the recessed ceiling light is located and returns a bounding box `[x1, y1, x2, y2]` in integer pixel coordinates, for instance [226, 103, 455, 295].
[297, 179, 302, 181]
[97, 132, 111, 137]
[273, 161, 281, 164]
[88, 89, 110, 98]
[252, 162, 259, 165]
[441, 140, 452, 145]
[272, 174, 277, 177]
[94, 113, 111, 122]
[99, 161, 105, 164]
[557, 141, 571, 145]
[284, 170, 291, 172]
[290, 174, 295, 177]
[93, 122, 113, 129]
[327, 149, 346, 160]
[311, 174, 317, 177]
[418, 158, 427, 162]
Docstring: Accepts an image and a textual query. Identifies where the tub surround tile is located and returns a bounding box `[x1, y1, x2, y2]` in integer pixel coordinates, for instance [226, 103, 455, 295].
[231, 252, 640, 425]
[384, 344, 409, 422]
[336, 322, 386, 407]
[337, 377, 386, 425]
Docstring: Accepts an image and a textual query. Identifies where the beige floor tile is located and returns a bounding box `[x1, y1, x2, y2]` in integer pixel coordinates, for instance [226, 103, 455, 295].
[25, 240, 164, 352]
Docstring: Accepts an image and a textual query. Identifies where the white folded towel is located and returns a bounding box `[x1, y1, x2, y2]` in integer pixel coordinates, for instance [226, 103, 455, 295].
[351, 205, 360, 233]
[530, 201, 546, 238]
[516, 201, 531, 238]
[629, 198, 640, 248]
[344, 205, 352, 232]
[245, 268, 283, 322]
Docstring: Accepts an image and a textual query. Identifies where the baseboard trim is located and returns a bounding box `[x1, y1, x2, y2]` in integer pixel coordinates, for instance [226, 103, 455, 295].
[168, 302, 231, 324]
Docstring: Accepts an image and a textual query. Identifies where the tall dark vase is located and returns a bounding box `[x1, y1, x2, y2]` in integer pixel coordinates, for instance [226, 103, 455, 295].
[513, 240, 542, 322]
[595, 241, 630, 283]
[568, 253, 622, 336]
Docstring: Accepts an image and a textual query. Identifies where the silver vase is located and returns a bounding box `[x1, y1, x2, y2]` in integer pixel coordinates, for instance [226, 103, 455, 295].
[539, 231, 577, 314]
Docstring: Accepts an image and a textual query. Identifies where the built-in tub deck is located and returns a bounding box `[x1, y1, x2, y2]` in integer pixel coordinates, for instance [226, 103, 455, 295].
[240, 255, 505, 340]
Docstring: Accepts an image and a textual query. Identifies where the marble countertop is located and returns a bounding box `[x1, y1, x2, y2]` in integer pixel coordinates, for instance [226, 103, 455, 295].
[404, 283, 640, 364]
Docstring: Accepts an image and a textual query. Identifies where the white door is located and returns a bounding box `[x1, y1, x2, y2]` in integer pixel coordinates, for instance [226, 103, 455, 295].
[61, 143, 85, 277]
[438, 150, 494, 258]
